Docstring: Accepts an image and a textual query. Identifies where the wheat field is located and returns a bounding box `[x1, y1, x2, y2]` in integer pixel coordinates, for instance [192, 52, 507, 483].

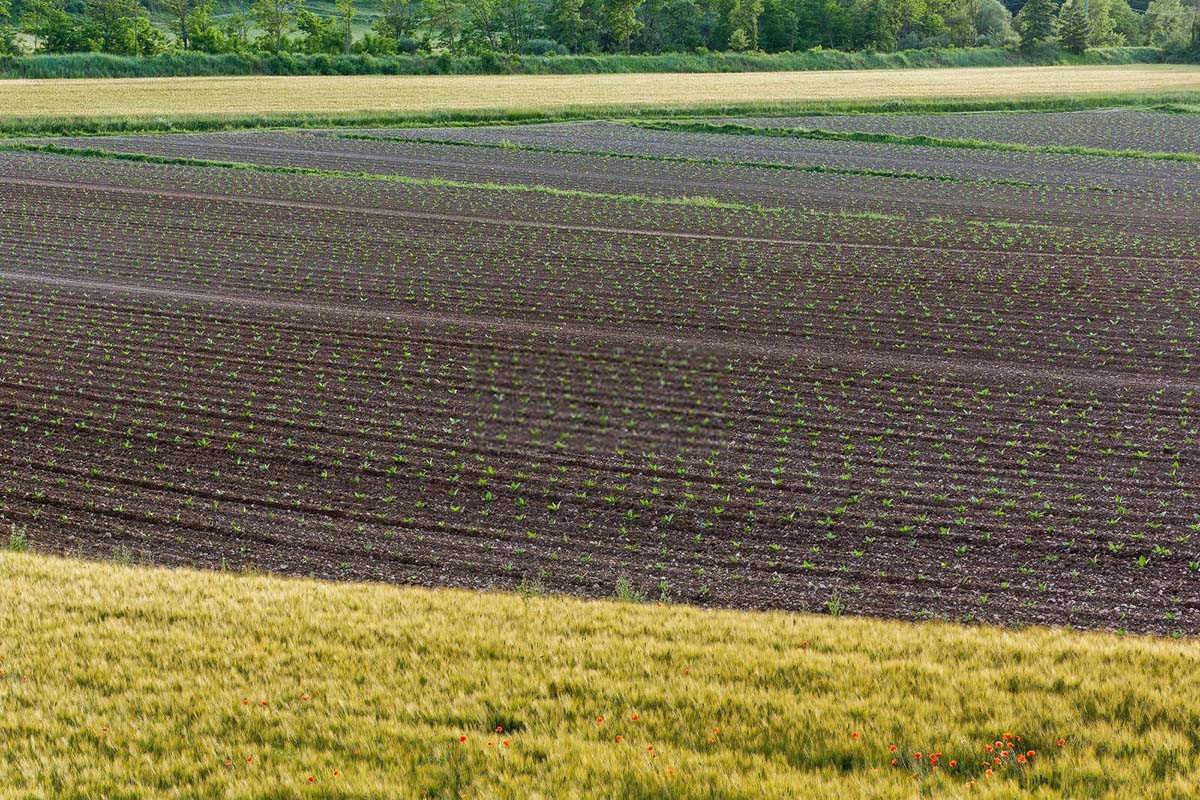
[2, 64, 1198, 119]
[3, 551, 1199, 799]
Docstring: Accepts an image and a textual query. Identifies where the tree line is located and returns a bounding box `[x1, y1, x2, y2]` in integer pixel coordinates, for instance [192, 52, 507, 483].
[0, 0, 1196, 58]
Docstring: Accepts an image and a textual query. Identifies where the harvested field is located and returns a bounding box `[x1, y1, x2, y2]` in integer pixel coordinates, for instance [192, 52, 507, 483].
[2, 65, 1200, 120]
[3, 107, 1199, 636]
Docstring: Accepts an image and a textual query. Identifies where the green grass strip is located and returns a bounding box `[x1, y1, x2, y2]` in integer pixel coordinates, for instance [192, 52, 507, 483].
[0, 141, 780, 214]
[2, 90, 1198, 138]
[337, 131, 1108, 192]
[632, 120, 1200, 164]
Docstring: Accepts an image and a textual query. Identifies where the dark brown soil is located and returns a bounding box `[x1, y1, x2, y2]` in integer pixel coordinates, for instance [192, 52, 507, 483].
[1, 140, 1198, 635]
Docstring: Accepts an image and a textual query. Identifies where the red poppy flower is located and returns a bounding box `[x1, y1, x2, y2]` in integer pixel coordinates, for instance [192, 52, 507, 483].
[458, 736, 467, 743]
[985, 768, 993, 776]
[889, 745, 897, 753]
[1017, 755, 1027, 764]
[631, 714, 639, 722]
[496, 726, 504, 733]
[890, 758, 898, 766]
[1057, 739, 1065, 747]
[596, 717, 604, 725]
[307, 776, 314, 783]
[851, 732, 860, 740]
[502, 740, 510, 747]
[949, 760, 957, 768]
[615, 735, 624, 743]
[1026, 750, 1036, 757]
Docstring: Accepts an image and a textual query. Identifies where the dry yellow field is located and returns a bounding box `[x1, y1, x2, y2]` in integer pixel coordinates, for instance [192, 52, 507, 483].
[3, 551, 1200, 799]
[2, 64, 1199, 119]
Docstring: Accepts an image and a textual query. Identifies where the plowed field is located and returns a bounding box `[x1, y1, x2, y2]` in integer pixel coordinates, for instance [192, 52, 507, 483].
[4, 110, 1198, 634]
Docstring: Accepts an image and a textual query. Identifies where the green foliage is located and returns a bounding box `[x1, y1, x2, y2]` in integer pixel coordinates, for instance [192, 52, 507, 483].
[0, 0, 16, 55]
[727, 0, 763, 49]
[3, 0, 1188, 60]
[1145, 0, 1190, 47]
[0, 43, 1165, 78]
[1058, 0, 1090, 53]
[252, 0, 302, 52]
[6, 524, 28, 552]
[1017, 0, 1057, 49]
[971, 0, 1018, 47]
[613, 576, 646, 602]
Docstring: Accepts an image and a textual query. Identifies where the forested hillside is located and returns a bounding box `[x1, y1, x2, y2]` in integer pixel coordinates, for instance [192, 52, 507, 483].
[1, 0, 1196, 59]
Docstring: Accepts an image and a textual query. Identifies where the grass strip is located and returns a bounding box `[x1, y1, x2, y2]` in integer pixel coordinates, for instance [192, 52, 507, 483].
[3, 550, 1200, 799]
[632, 119, 1200, 164]
[0, 140, 777, 213]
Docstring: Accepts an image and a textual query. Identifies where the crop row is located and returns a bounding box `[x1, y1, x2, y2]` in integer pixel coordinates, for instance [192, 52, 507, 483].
[368, 122, 1200, 196]
[35, 132, 1200, 238]
[713, 110, 1200, 155]
[1, 148, 1198, 633]
[1, 171, 1197, 381]
[5, 150, 1197, 261]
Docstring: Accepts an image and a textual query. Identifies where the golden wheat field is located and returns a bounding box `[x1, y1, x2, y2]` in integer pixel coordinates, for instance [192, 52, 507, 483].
[2, 551, 1199, 799]
[2, 64, 1199, 119]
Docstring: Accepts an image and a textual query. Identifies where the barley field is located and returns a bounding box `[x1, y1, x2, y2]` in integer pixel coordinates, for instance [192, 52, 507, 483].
[2, 552, 1199, 799]
[1, 64, 1198, 120]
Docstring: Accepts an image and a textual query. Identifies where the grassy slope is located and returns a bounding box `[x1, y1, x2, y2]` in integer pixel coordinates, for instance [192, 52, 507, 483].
[3, 551, 1200, 799]
[1, 64, 1198, 134]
